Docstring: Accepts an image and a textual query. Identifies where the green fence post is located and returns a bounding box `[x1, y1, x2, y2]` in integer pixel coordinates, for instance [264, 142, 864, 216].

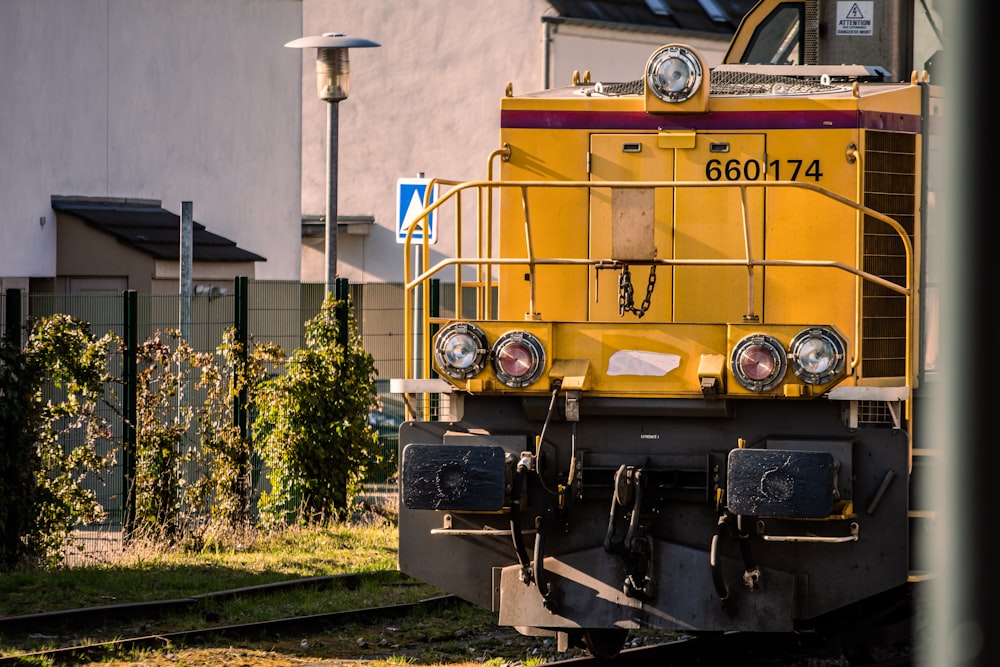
[1, 290, 23, 567]
[334, 277, 352, 511]
[233, 276, 250, 519]
[4, 288, 20, 347]
[234, 276, 249, 440]
[429, 280, 440, 368]
[336, 277, 349, 349]
[429, 280, 440, 417]
[122, 290, 138, 542]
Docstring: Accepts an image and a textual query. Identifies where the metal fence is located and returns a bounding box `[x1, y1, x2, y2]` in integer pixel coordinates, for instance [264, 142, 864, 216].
[0, 279, 410, 564]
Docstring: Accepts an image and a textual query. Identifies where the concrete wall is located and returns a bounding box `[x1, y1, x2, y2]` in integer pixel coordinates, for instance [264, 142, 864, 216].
[297, 0, 550, 284]
[56, 217, 154, 292]
[0, 0, 302, 284]
[0, 0, 744, 291]
[50, 215, 256, 294]
[297, 1, 738, 285]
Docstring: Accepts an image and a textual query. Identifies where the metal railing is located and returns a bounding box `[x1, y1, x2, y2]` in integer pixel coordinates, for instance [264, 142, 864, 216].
[399, 177, 914, 391]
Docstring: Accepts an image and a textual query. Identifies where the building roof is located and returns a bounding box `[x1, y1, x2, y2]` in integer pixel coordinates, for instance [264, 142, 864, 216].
[51, 197, 266, 263]
[544, 0, 758, 35]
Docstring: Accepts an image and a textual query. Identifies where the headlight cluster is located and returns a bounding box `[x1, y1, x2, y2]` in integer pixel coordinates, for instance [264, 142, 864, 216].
[788, 327, 846, 384]
[731, 328, 845, 392]
[434, 323, 546, 388]
[433, 323, 488, 379]
[646, 44, 703, 103]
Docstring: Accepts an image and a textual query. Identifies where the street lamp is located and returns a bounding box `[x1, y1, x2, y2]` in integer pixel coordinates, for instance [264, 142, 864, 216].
[285, 33, 380, 293]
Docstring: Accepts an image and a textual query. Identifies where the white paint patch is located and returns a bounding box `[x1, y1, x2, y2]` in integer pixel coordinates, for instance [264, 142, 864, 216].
[607, 350, 681, 376]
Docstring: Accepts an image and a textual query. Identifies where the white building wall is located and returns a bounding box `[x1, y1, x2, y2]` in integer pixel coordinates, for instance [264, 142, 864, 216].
[298, 1, 737, 285]
[298, 0, 551, 284]
[0, 0, 302, 282]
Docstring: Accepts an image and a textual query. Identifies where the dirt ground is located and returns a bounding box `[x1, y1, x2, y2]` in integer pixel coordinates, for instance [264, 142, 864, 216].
[84, 620, 610, 666]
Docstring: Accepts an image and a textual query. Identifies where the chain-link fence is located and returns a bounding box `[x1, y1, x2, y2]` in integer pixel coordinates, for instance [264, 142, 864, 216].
[1, 280, 409, 564]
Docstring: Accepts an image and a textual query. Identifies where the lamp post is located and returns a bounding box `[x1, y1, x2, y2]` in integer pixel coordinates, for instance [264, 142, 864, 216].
[286, 33, 380, 293]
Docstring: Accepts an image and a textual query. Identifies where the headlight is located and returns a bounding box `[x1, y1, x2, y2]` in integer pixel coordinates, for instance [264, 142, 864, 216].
[789, 327, 846, 384]
[491, 331, 545, 388]
[646, 45, 703, 103]
[434, 323, 489, 379]
[731, 334, 787, 392]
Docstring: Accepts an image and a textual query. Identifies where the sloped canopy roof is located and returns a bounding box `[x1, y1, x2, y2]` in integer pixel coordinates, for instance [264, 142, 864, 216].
[51, 197, 266, 263]
[544, 0, 758, 34]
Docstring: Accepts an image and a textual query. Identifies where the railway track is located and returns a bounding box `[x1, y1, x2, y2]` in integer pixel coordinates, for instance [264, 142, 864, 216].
[0, 571, 388, 636]
[612, 632, 914, 666]
[0, 572, 464, 665]
[1, 596, 460, 665]
[0, 572, 915, 666]
[547, 635, 914, 667]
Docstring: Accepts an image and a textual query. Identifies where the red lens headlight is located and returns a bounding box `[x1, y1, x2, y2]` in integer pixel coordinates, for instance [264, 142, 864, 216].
[491, 331, 545, 388]
[731, 334, 787, 391]
[740, 345, 777, 380]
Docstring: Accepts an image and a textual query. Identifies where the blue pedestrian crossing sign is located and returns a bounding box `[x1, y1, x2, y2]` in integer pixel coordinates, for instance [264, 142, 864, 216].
[396, 178, 438, 244]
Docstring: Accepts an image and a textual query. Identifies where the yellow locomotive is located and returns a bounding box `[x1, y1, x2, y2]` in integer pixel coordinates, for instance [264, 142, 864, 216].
[394, 0, 942, 659]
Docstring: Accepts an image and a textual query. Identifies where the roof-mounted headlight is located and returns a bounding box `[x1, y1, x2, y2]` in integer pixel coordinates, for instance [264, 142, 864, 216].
[434, 323, 489, 379]
[491, 331, 545, 388]
[731, 334, 787, 392]
[647, 44, 703, 103]
[789, 327, 846, 385]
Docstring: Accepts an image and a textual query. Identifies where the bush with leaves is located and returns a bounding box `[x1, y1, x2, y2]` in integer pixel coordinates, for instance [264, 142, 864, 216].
[2, 302, 379, 558]
[254, 294, 379, 527]
[0, 315, 115, 569]
[191, 328, 284, 535]
[119, 327, 289, 546]
[131, 330, 202, 542]
[0, 332, 42, 570]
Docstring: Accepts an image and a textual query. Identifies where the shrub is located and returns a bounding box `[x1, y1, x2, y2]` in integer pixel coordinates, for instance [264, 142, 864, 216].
[131, 330, 198, 541]
[254, 294, 379, 527]
[1, 296, 381, 561]
[192, 329, 284, 533]
[0, 314, 115, 569]
[132, 329, 285, 543]
[0, 331, 43, 569]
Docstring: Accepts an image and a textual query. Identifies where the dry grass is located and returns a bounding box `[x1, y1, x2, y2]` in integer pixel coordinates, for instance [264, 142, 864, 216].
[1, 518, 611, 666]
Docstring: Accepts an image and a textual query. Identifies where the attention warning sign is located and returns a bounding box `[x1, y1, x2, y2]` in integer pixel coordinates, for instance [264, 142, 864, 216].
[836, 1, 873, 36]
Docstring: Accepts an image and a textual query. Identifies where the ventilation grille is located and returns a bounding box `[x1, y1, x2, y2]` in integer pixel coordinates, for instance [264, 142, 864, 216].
[856, 400, 897, 428]
[709, 70, 842, 95]
[804, 0, 819, 65]
[861, 131, 916, 379]
[592, 71, 843, 98]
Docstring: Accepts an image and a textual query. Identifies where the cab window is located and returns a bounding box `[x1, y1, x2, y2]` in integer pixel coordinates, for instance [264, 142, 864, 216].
[742, 4, 803, 64]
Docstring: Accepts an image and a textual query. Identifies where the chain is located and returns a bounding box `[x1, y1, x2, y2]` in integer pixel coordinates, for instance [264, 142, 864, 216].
[618, 266, 634, 316]
[618, 264, 657, 318]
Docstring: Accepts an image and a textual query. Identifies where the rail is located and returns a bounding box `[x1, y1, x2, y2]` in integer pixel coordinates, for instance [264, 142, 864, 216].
[400, 177, 913, 398]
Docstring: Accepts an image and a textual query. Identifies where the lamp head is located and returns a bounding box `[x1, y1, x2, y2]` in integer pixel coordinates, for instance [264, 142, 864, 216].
[285, 33, 380, 102]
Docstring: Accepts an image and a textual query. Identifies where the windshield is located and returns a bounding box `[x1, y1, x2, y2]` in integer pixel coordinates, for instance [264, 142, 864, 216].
[742, 4, 802, 65]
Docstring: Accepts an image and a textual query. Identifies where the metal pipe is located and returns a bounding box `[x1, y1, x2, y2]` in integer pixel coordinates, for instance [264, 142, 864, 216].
[179, 201, 193, 340]
[325, 101, 340, 293]
[710, 515, 732, 606]
[737, 186, 756, 320]
[867, 469, 897, 514]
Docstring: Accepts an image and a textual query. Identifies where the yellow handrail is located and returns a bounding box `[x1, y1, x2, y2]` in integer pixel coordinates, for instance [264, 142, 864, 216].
[400, 178, 913, 396]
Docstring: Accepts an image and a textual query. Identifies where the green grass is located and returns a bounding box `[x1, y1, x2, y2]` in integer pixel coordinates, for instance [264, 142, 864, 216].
[0, 526, 522, 666]
[0, 521, 400, 617]
[0, 521, 648, 666]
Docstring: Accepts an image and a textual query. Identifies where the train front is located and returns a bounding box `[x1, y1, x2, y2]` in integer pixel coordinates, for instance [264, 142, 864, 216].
[395, 36, 933, 657]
